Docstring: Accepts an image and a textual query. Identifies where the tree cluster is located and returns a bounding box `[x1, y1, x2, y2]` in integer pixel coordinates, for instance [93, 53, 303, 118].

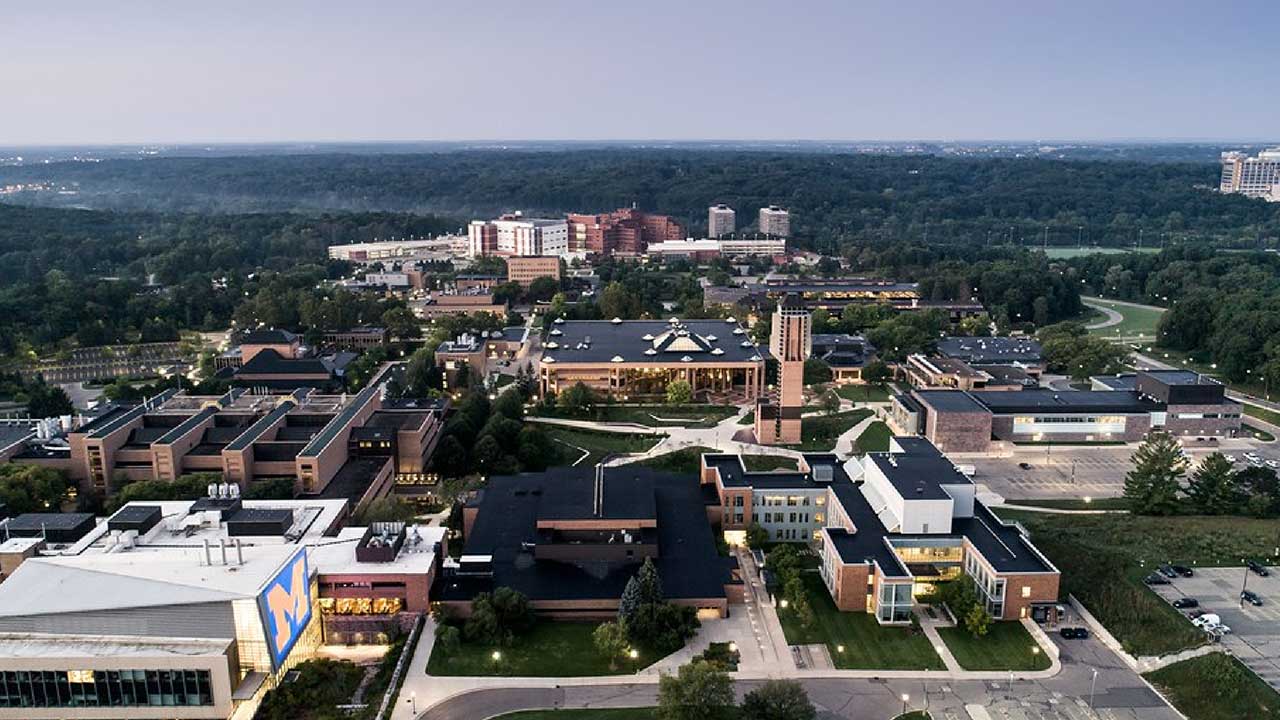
[1125, 433, 1280, 518]
[658, 662, 815, 720]
[1038, 322, 1131, 381]
[617, 558, 700, 656]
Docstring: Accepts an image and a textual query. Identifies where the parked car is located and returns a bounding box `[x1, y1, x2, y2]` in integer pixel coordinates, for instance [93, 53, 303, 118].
[1268, 460, 1280, 470]
[1192, 613, 1221, 628]
[1187, 608, 1207, 619]
[1172, 597, 1199, 609]
[1144, 573, 1171, 585]
[1170, 565, 1194, 577]
[1248, 560, 1271, 577]
[1018, 462, 1032, 470]
[1059, 627, 1090, 639]
[1242, 590, 1264, 606]
[1208, 623, 1232, 635]
[1157, 565, 1179, 579]
[1225, 454, 1238, 463]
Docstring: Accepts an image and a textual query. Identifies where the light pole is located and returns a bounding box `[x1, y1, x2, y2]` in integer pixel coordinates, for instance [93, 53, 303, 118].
[1241, 559, 1250, 608]
[1089, 668, 1098, 708]
[900, 692, 910, 715]
[408, 690, 417, 715]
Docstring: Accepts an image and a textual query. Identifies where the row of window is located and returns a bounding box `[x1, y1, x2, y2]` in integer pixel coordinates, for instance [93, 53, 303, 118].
[759, 512, 815, 525]
[0, 669, 213, 708]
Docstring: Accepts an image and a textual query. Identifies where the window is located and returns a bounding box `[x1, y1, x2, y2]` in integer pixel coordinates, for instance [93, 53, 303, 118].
[1021, 585, 1032, 598]
[0, 669, 214, 708]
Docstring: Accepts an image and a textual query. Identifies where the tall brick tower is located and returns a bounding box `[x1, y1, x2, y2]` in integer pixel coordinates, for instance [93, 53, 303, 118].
[756, 294, 811, 445]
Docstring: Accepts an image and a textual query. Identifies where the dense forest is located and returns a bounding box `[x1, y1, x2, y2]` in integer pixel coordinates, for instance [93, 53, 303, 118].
[3, 151, 1277, 249]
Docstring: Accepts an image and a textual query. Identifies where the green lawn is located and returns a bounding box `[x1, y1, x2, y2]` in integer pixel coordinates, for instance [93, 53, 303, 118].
[835, 383, 893, 403]
[532, 404, 738, 428]
[1004, 497, 1129, 511]
[741, 454, 799, 472]
[427, 622, 648, 677]
[1244, 423, 1277, 442]
[1041, 246, 1161, 259]
[634, 446, 718, 475]
[777, 574, 944, 670]
[1082, 297, 1164, 341]
[938, 622, 1051, 671]
[1244, 404, 1280, 428]
[493, 709, 659, 720]
[994, 510, 1280, 656]
[545, 428, 662, 467]
[789, 408, 872, 452]
[1145, 653, 1280, 720]
[737, 409, 756, 425]
[854, 421, 892, 453]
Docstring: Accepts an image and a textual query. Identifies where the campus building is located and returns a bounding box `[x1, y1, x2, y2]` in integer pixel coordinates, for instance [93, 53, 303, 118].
[1220, 148, 1280, 201]
[434, 327, 529, 389]
[758, 206, 791, 237]
[700, 439, 1060, 623]
[645, 237, 787, 262]
[708, 204, 736, 238]
[904, 355, 1038, 392]
[505, 255, 561, 287]
[538, 317, 767, 403]
[757, 295, 810, 445]
[0, 495, 446, 719]
[812, 333, 877, 385]
[441, 466, 742, 619]
[468, 213, 570, 258]
[891, 370, 1242, 452]
[566, 208, 685, 256]
[9, 369, 446, 503]
[935, 336, 1045, 375]
[709, 275, 987, 321]
[327, 237, 464, 263]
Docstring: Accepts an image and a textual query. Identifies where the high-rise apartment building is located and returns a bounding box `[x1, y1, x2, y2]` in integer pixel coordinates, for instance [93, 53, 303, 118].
[566, 208, 686, 255]
[1220, 149, 1280, 201]
[756, 294, 811, 445]
[758, 205, 791, 237]
[708, 204, 736, 238]
[468, 213, 570, 257]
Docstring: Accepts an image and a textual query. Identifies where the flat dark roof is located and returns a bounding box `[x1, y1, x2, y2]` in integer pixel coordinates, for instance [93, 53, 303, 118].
[867, 451, 972, 501]
[5, 513, 94, 531]
[936, 336, 1042, 364]
[972, 389, 1160, 414]
[913, 390, 987, 413]
[543, 319, 762, 365]
[1140, 369, 1210, 386]
[703, 453, 843, 490]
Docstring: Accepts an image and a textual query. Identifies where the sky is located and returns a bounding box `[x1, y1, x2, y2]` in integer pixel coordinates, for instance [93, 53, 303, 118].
[3, 0, 1276, 145]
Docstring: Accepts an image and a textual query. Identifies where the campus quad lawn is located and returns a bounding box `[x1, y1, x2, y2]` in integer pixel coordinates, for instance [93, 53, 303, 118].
[427, 622, 648, 677]
[741, 454, 799, 472]
[1145, 653, 1280, 720]
[854, 421, 892, 453]
[835, 383, 893, 403]
[533, 404, 737, 428]
[995, 509, 1280, 656]
[632, 446, 719, 475]
[1082, 297, 1164, 340]
[545, 428, 661, 467]
[791, 408, 872, 452]
[937, 622, 1051, 671]
[777, 574, 944, 670]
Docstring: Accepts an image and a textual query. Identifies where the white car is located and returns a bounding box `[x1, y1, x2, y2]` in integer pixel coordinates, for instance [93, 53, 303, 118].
[1225, 454, 1238, 463]
[1206, 623, 1232, 635]
[1192, 614, 1221, 628]
[1268, 460, 1280, 469]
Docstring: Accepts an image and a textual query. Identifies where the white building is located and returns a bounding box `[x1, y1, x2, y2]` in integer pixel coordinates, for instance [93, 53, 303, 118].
[708, 204, 736, 238]
[327, 237, 464, 263]
[468, 213, 570, 257]
[1220, 149, 1280, 201]
[758, 205, 791, 237]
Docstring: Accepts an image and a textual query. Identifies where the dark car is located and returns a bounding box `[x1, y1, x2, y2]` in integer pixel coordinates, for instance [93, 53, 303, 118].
[1059, 627, 1090, 639]
[1170, 565, 1194, 577]
[1158, 565, 1179, 579]
[1018, 462, 1032, 470]
[1144, 573, 1170, 585]
[1172, 597, 1199, 609]
[1242, 590, 1264, 606]
[1248, 560, 1271, 577]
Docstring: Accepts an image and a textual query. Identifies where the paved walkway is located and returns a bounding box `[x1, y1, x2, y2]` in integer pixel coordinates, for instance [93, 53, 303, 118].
[1082, 301, 1124, 331]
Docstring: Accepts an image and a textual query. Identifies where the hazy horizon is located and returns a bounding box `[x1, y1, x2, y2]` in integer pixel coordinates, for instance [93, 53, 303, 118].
[4, 0, 1276, 145]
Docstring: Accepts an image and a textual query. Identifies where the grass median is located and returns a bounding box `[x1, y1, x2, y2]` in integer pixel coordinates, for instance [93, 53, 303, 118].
[937, 621, 1051, 671]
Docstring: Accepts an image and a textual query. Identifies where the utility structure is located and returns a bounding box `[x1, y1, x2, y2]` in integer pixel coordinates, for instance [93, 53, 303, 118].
[756, 294, 811, 445]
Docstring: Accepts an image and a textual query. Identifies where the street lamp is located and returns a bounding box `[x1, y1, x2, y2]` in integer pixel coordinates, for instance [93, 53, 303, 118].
[901, 693, 910, 715]
[1090, 668, 1099, 708]
[407, 691, 417, 715]
[492, 650, 502, 662]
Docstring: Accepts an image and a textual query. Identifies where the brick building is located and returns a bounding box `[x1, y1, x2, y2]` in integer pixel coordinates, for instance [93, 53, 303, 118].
[757, 294, 810, 444]
[566, 208, 685, 256]
[505, 255, 561, 287]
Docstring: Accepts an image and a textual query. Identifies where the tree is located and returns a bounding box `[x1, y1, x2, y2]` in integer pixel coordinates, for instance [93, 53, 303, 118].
[354, 496, 417, 524]
[862, 360, 892, 385]
[435, 625, 461, 656]
[964, 603, 992, 638]
[431, 435, 469, 478]
[740, 680, 816, 720]
[783, 576, 815, 628]
[802, 358, 832, 385]
[380, 306, 420, 340]
[0, 465, 69, 514]
[243, 477, 295, 500]
[820, 390, 840, 415]
[633, 557, 664, 605]
[657, 660, 735, 720]
[1122, 431, 1186, 515]
[465, 587, 533, 646]
[1186, 452, 1243, 515]
[106, 472, 218, 512]
[25, 379, 73, 418]
[744, 522, 770, 550]
[524, 276, 560, 303]
[557, 381, 597, 413]
[592, 621, 630, 670]
[666, 379, 692, 405]
[1235, 466, 1280, 517]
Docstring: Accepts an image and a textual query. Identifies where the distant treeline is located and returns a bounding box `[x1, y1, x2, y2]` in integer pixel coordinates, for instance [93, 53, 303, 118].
[1, 151, 1276, 248]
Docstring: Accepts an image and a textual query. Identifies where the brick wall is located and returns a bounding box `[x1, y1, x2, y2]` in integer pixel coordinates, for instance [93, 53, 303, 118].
[926, 409, 992, 453]
[1000, 572, 1061, 621]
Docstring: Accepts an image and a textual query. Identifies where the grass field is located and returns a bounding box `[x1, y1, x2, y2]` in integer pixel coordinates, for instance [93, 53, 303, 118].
[545, 428, 661, 466]
[835, 383, 893, 403]
[634, 446, 718, 475]
[532, 404, 738, 428]
[995, 510, 1280, 655]
[938, 622, 1051, 671]
[854, 421, 892, 453]
[1041, 247, 1161, 259]
[777, 574, 944, 670]
[737, 409, 755, 425]
[1244, 423, 1277, 442]
[1004, 497, 1129, 511]
[1082, 297, 1165, 340]
[741, 454, 799, 472]
[1145, 653, 1280, 720]
[789, 408, 872, 452]
[1245, 404, 1280, 428]
[427, 621, 647, 677]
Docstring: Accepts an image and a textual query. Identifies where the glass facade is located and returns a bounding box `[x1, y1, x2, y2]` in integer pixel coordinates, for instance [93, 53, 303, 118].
[0, 669, 213, 708]
[875, 582, 913, 623]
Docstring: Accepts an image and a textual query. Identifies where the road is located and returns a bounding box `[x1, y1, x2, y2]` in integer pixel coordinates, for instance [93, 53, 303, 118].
[1084, 303, 1123, 331]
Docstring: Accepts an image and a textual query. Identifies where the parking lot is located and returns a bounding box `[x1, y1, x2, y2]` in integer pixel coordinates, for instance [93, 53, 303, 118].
[1148, 565, 1280, 690]
[971, 437, 1280, 502]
